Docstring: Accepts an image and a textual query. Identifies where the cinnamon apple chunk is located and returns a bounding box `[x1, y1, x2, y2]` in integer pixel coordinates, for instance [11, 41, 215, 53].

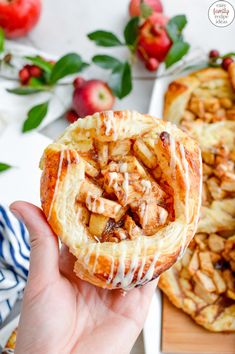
[89, 213, 109, 237]
[85, 193, 124, 218]
[133, 201, 168, 235]
[133, 139, 158, 169]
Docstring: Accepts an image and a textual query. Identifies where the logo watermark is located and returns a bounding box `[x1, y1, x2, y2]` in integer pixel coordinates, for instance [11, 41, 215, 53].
[208, 0, 235, 27]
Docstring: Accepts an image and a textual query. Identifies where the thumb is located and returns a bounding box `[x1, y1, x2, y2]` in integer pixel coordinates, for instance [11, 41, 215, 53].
[10, 201, 59, 282]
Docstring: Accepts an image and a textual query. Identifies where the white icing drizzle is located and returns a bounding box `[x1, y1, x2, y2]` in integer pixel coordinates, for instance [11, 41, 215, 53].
[122, 237, 142, 289]
[86, 194, 93, 210]
[121, 110, 130, 135]
[141, 179, 151, 194]
[179, 144, 190, 223]
[98, 200, 105, 214]
[109, 172, 119, 191]
[96, 112, 102, 134]
[112, 242, 127, 287]
[119, 230, 127, 240]
[107, 243, 117, 284]
[122, 172, 129, 200]
[104, 111, 118, 140]
[114, 204, 121, 214]
[140, 201, 148, 227]
[141, 244, 161, 284]
[108, 172, 115, 186]
[47, 149, 65, 220]
[169, 135, 176, 172]
[159, 208, 167, 224]
[94, 236, 100, 243]
[178, 144, 190, 258]
[119, 162, 128, 173]
[86, 194, 105, 214]
[163, 123, 177, 177]
[92, 242, 100, 273]
[135, 238, 148, 284]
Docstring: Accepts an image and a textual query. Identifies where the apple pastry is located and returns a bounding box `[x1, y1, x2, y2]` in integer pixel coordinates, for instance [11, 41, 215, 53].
[40, 110, 202, 290]
[160, 67, 235, 331]
[3, 328, 17, 353]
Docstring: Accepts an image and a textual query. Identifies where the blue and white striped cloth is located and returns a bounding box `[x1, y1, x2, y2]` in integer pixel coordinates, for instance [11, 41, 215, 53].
[0, 205, 30, 325]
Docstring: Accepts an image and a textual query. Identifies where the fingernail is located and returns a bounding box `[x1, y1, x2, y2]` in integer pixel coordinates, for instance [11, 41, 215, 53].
[9, 207, 23, 222]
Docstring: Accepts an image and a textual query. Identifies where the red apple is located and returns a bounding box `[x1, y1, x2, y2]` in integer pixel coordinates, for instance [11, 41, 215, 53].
[73, 80, 115, 117]
[65, 110, 79, 123]
[137, 13, 172, 63]
[129, 0, 163, 17]
[0, 0, 41, 38]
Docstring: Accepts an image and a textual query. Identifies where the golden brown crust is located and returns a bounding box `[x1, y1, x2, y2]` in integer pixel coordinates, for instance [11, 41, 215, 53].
[4, 328, 17, 351]
[161, 68, 235, 332]
[40, 110, 202, 290]
[164, 67, 235, 126]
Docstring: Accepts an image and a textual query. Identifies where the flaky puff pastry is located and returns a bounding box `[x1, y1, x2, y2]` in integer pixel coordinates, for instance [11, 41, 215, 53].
[40, 110, 202, 290]
[161, 68, 235, 331]
[3, 328, 17, 352]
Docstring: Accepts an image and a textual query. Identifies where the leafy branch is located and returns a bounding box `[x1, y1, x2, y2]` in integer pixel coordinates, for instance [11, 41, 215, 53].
[1, 11, 190, 133]
[6, 51, 89, 132]
[165, 15, 190, 68]
[88, 13, 190, 97]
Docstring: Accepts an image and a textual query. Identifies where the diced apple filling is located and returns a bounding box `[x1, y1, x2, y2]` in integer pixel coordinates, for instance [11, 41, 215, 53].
[75, 136, 173, 242]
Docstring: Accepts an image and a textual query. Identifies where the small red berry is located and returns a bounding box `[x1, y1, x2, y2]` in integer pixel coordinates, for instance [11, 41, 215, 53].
[19, 67, 30, 85]
[209, 49, 220, 59]
[65, 109, 79, 123]
[73, 76, 86, 89]
[145, 57, 160, 71]
[222, 57, 234, 71]
[29, 65, 43, 78]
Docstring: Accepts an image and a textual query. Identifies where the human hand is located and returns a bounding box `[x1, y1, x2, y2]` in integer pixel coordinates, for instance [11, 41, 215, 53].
[10, 201, 157, 354]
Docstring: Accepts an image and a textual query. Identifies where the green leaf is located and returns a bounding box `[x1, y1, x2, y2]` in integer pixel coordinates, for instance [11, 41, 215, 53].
[165, 41, 190, 68]
[7, 86, 47, 95]
[0, 162, 12, 173]
[140, 2, 153, 19]
[221, 52, 235, 58]
[25, 55, 54, 74]
[170, 15, 187, 32]
[166, 15, 187, 42]
[0, 27, 5, 53]
[50, 53, 89, 84]
[124, 17, 140, 46]
[109, 62, 132, 99]
[92, 55, 121, 69]
[28, 77, 46, 87]
[87, 30, 123, 47]
[22, 101, 49, 132]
